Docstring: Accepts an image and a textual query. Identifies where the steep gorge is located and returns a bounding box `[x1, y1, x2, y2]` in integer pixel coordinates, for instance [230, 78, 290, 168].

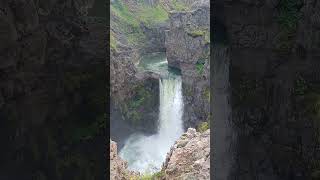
[110, 0, 211, 179]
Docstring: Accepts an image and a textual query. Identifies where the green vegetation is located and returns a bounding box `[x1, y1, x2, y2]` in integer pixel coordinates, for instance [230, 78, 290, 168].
[196, 59, 205, 75]
[204, 31, 210, 44]
[110, 32, 117, 50]
[188, 30, 205, 37]
[197, 121, 209, 133]
[111, 0, 169, 46]
[171, 0, 189, 11]
[122, 84, 154, 125]
[137, 4, 169, 26]
[139, 170, 165, 180]
[111, 0, 140, 28]
[203, 87, 210, 102]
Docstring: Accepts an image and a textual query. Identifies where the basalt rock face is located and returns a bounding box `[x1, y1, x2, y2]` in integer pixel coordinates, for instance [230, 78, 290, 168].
[140, 22, 168, 53]
[110, 48, 160, 145]
[110, 16, 160, 146]
[0, 0, 106, 179]
[162, 128, 210, 180]
[165, 0, 210, 129]
[214, 0, 320, 179]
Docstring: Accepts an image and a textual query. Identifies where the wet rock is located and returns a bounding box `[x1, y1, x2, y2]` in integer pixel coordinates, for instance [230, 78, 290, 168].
[162, 128, 210, 180]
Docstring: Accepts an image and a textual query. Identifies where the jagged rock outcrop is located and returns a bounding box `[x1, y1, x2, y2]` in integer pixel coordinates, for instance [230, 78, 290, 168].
[110, 139, 139, 180]
[110, 45, 162, 147]
[162, 128, 210, 180]
[165, 0, 210, 129]
[214, 0, 320, 179]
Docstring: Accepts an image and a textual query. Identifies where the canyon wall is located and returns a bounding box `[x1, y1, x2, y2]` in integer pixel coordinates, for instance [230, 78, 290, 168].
[165, 0, 210, 129]
[214, 0, 320, 179]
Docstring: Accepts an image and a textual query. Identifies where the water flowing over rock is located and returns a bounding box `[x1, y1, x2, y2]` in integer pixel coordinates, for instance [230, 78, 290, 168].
[162, 128, 210, 180]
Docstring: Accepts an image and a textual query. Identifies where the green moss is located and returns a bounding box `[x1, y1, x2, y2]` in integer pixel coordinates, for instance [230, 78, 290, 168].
[183, 86, 193, 97]
[203, 87, 210, 102]
[122, 84, 154, 125]
[196, 59, 205, 75]
[197, 121, 209, 133]
[188, 30, 205, 37]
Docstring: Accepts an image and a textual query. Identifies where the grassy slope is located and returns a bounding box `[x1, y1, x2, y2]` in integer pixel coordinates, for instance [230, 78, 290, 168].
[110, 0, 169, 49]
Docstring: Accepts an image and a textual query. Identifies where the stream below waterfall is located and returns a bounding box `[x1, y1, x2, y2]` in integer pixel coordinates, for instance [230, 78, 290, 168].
[119, 53, 184, 173]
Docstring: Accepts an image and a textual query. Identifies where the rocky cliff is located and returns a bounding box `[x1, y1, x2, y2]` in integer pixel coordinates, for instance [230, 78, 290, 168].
[165, 0, 210, 129]
[110, 0, 166, 145]
[0, 0, 106, 179]
[162, 128, 210, 180]
[214, 0, 320, 179]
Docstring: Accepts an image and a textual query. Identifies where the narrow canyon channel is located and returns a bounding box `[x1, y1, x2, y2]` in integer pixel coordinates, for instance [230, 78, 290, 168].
[119, 53, 184, 173]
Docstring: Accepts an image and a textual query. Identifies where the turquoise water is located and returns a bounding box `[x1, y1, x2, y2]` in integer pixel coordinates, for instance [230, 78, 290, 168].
[137, 52, 181, 78]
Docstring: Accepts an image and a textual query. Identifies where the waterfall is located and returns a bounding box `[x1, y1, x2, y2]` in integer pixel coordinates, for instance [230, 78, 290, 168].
[119, 72, 184, 174]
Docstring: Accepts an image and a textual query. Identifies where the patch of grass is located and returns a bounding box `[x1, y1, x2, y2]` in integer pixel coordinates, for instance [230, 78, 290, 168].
[137, 4, 169, 26]
[110, 32, 117, 50]
[205, 31, 210, 44]
[197, 121, 209, 133]
[111, 0, 140, 28]
[140, 170, 165, 180]
[188, 30, 206, 37]
[111, 0, 168, 45]
[172, 0, 189, 11]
